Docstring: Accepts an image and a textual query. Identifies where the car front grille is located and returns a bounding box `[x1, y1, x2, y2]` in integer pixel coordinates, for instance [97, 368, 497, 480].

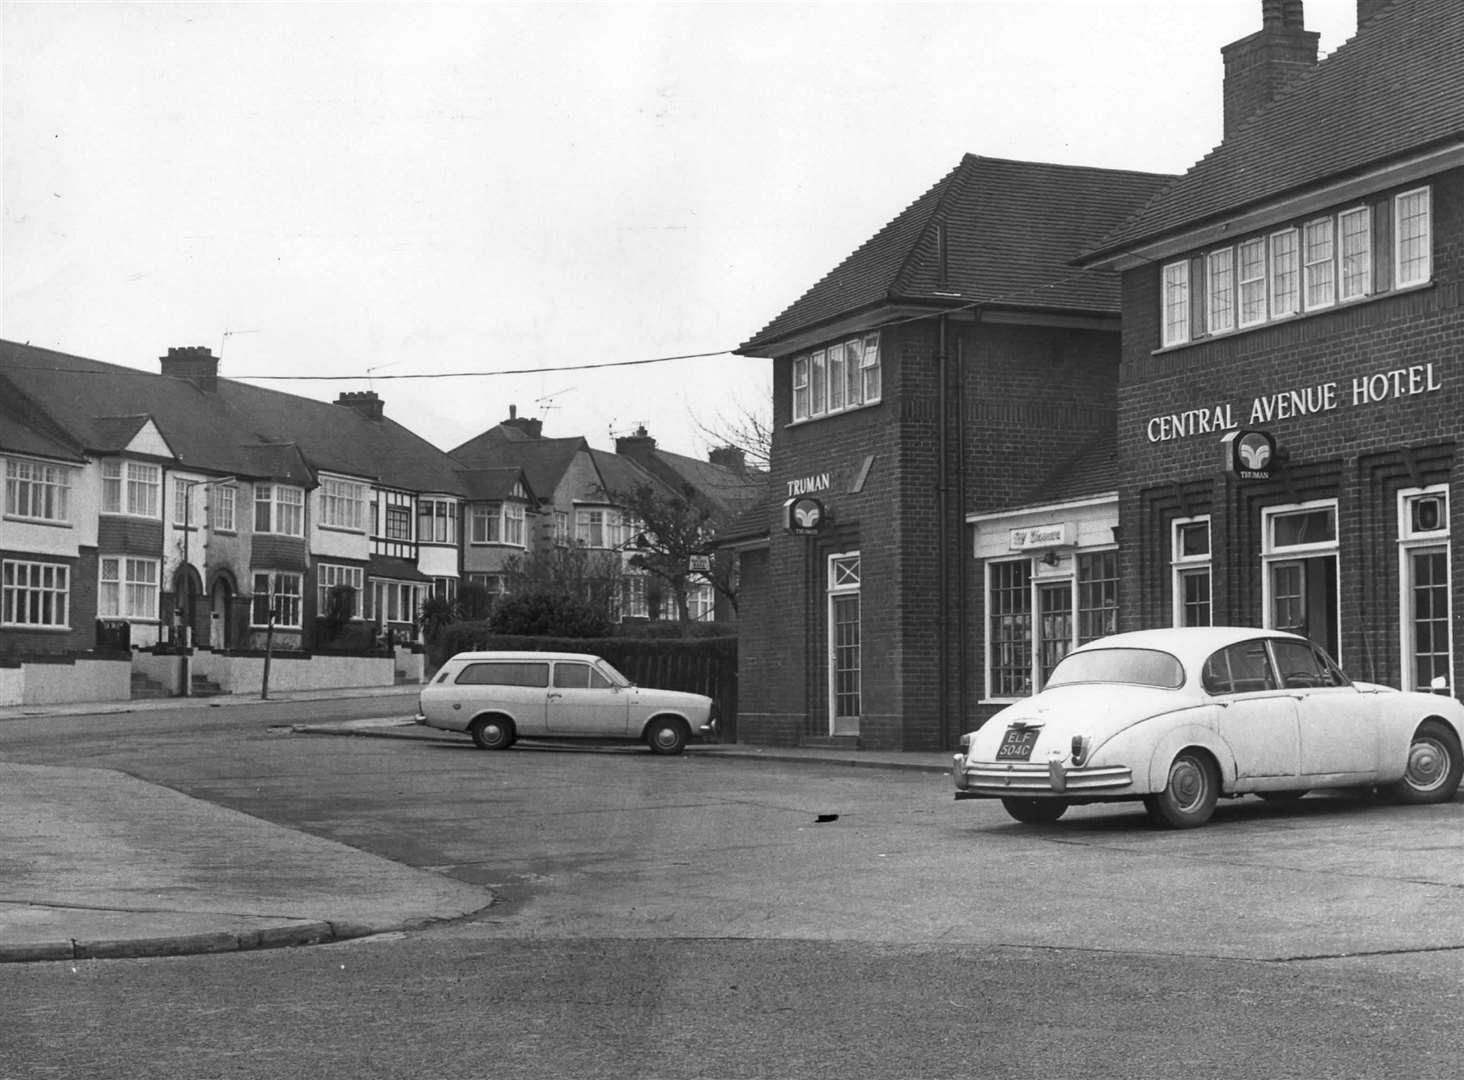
[961, 761, 1134, 794]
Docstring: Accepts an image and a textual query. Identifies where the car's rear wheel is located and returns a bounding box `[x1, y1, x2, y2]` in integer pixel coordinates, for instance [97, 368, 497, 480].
[646, 717, 688, 756]
[1000, 797, 1068, 824]
[470, 715, 515, 751]
[1144, 749, 1218, 828]
[1384, 720, 1463, 804]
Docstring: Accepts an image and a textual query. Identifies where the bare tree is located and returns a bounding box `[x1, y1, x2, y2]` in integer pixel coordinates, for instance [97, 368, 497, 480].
[691, 398, 772, 475]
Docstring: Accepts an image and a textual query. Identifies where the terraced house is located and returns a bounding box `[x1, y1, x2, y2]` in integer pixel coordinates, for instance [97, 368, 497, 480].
[1, 343, 753, 704]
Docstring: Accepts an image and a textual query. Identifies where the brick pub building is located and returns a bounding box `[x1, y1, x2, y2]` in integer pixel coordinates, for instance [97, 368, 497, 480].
[1082, 0, 1463, 702]
[727, 0, 1462, 750]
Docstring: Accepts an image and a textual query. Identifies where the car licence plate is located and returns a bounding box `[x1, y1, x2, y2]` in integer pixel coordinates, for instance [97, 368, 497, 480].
[995, 727, 1039, 761]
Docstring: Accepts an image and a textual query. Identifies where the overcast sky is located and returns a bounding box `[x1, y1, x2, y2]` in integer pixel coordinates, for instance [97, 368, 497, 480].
[3, 1, 1362, 460]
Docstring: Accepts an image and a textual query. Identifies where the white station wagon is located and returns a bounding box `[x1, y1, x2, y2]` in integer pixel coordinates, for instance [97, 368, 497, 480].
[415, 651, 718, 755]
[953, 627, 1464, 828]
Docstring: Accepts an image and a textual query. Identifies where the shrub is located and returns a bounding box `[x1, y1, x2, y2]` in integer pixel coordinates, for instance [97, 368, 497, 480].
[487, 588, 614, 639]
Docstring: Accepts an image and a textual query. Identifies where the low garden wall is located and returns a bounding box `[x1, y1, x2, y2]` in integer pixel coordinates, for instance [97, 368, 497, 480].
[0, 656, 133, 707]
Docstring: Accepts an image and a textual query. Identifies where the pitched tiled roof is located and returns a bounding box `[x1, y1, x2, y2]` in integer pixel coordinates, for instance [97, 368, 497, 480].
[587, 448, 667, 502]
[0, 340, 465, 493]
[1084, 0, 1464, 259]
[449, 433, 588, 503]
[738, 155, 1173, 354]
[637, 447, 765, 518]
[456, 466, 537, 503]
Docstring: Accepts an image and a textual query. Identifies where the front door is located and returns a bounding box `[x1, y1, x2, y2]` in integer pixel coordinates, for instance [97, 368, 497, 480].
[828, 553, 861, 737]
[1037, 581, 1073, 687]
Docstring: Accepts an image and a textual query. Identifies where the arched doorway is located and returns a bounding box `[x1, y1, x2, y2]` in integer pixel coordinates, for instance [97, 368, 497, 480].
[173, 564, 204, 649]
[208, 573, 236, 650]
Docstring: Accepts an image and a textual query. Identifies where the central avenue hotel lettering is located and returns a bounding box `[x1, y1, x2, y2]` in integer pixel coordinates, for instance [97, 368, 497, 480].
[1147, 362, 1443, 443]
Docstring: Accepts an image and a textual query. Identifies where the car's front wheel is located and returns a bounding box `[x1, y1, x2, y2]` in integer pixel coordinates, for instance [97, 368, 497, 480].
[1000, 797, 1068, 824]
[470, 715, 515, 751]
[646, 717, 688, 756]
[1384, 720, 1463, 804]
[1144, 749, 1218, 828]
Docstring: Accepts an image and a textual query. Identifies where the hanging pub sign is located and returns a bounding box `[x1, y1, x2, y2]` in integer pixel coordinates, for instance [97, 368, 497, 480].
[1224, 429, 1280, 481]
[784, 495, 828, 535]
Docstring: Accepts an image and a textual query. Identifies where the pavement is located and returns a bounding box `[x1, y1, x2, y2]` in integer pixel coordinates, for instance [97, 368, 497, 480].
[0, 686, 951, 964]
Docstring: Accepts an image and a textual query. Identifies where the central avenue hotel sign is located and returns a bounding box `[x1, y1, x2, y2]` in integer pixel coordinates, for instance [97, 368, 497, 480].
[1146, 362, 1443, 443]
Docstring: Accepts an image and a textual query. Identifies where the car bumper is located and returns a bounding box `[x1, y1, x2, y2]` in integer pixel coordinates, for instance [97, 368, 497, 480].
[952, 754, 1133, 797]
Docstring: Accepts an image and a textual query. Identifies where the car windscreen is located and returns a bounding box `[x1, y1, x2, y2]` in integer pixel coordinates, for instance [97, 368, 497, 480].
[455, 661, 550, 688]
[1044, 648, 1184, 689]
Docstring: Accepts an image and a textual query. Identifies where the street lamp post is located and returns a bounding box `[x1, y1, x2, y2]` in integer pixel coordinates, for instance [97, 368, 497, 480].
[176, 476, 235, 697]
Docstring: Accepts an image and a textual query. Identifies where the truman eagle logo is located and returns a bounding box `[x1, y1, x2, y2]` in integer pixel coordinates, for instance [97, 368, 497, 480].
[783, 495, 827, 535]
[1231, 430, 1278, 480]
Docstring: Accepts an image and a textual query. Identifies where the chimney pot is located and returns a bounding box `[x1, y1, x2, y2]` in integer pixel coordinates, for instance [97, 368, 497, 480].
[335, 390, 385, 420]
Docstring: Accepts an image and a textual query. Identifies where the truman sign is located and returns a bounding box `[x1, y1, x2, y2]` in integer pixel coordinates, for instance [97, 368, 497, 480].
[1147, 362, 1442, 443]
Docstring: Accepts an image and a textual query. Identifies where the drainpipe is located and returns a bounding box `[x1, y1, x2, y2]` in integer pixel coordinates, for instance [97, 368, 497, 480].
[955, 322, 972, 739]
[936, 315, 950, 749]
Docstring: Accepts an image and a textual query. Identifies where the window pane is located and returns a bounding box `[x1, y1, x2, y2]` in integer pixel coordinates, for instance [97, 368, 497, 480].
[1303, 218, 1335, 310]
[989, 561, 1032, 696]
[1162, 261, 1189, 346]
[1207, 248, 1235, 334]
[1339, 207, 1371, 300]
[810, 350, 827, 416]
[1238, 238, 1267, 326]
[1270, 229, 1299, 316]
[1396, 188, 1431, 287]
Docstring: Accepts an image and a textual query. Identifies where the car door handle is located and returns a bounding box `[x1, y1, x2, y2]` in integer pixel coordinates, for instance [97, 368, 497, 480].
[547, 692, 562, 700]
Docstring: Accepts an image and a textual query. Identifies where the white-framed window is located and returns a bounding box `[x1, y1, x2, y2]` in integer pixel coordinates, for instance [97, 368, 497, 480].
[1261, 499, 1340, 657]
[1269, 227, 1300, 318]
[317, 563, 364, 617]
[102, 460, 160, 518]
[1394, 186, 1432, 288]
[1076, 550, 1118, 644]
[1171, 516, 1212, 628]
[172, 478, 197, 527]
[790, 333, 881, 422]
[99, 556, 159, 620]
[319, 478, 366, 531]
[623, 573, 648, 619]
[792, 356, 810, 421]
[553, 511, 569, 547]
[1238, 237, 1268, 327]
[212, 484, 236, 532]
[576, 507, 624, 549]
[470, 503, 527, 547]
[688, 579, 716, 622]
[1303, 217, 1335, 311]
[367, 580, 424, 625]
[988, 559, 1033, 698]
[5, 459, 73, 524]
[417, 497, 456, 544]
[252, 570, 303, 628]
[2, 560, 70, 628]
[384, 504, 412, 541]
[1398, 486, 1451, 694]
[1161, 260, 1190, 347]
[254, 484, 305, 536]
[1206, 247, 1235, 335]
[1338, 205, 1372, 301]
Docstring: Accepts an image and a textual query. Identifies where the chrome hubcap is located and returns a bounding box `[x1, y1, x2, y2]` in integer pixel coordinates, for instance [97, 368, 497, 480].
[1170, 758, 1206, 810]
[1405, 737, 1448, 792]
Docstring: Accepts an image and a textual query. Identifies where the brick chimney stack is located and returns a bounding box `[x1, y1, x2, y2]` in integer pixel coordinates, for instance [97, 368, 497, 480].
[708, 446, 746, 471]
[159, 346, 220, 393]
[615, 425, 656, 462]
[1221, 0, 1319, 140]
[335, 390, 385, 421]
[501, 404, 544, 438]
[1357, 0, 1391, 28]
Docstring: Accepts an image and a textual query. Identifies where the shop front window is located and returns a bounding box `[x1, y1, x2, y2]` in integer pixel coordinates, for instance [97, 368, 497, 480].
[989, 560, 1032, 698]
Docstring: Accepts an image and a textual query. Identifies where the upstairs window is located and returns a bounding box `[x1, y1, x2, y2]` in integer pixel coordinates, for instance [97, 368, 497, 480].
[1395, 187, 1432, 287]
[1161, 261, 1190, 347]
[417, 498, 456, 544]
[320, 478, 366, 531]
[1159, 188, 1430, 348]
[5, 459, 72, 524]
[102, 460, 160, 518]
[254, 484, 304, 536]
[789, 333, 880, 423]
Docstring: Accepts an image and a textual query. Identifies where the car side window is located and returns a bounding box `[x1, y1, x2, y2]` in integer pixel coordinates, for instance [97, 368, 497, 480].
[588, 666, 612, 690]
[456, 662, 550, 687]
[1270, 640, 1345, 688]
[553, 663, 591, 689]
[1202, 642, 1278, 695]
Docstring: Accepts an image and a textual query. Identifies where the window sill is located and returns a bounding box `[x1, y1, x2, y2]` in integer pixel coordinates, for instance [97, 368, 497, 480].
[3, 516, 73, 528]
[785, 398, 883, 429]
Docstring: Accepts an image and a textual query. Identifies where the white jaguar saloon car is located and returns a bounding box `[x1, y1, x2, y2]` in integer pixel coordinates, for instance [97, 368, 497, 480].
[415, 651, 717, 755]
[953, 627, 1464, 828]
